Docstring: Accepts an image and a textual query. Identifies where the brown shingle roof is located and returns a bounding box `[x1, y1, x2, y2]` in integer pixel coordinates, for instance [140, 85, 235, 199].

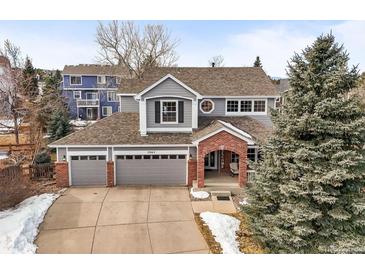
[50, 112, 272, 146]
[119, 67, 279, 97]
[62, 64, 130, 77]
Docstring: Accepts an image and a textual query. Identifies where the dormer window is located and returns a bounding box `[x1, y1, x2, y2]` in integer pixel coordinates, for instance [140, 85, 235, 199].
[226, 99, 266, 115]
[161, 100, 177, 124]
[97, 75, 106, 84]
[70, 76, 82, 85]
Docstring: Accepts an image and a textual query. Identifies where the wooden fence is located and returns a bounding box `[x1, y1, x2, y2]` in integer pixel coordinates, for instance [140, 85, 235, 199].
[29, 163, 55, 180]
[0, 165, 22, 183]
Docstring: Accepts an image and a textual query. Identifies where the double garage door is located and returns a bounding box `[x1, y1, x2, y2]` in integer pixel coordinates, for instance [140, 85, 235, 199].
[70, 155, 107, 186]
[116, 154, 187, 185]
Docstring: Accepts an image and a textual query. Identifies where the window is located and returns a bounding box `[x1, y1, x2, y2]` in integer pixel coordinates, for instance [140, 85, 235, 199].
[240, 100, 252, 112]
[231, 152, 239, 163]
[86, 92, 98, 100]
[135, 155, 142, 160]
[226, 99, 267, 114]
[126, 155, 133, 160]
[227, 100, 239, 112]
[152, 155, 160, 159]
[254, 100, 266, 112]
[70, 76, 82, 85]
[178, 155, 186, 159]
[161, 101, 177, 123]
[169, 155, 177, 159]
[107, 91, 117, 102]
[73, 90, 81, 99]
[80, 156, 88, 160]
[98, 155, 106, 160]
[161, 155, 168, 159]
[102, 106, 112, 117]
[97, 75, 106, 84]
[200, 99, 215, 113]
[89, 156, 97, 160]
[116, 76, 121, 84]
[116, 155, 125, 160]
[71, 156, 79, 160]
[143, 155, 151, 159]
[247, 148, 256, 162]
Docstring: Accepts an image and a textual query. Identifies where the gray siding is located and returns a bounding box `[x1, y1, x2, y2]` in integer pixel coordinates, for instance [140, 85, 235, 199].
[146, 97, 192, 129]
[198, 98, 225, 116]
[57, 148, 67, 161]
[120, 96, 139, 112]
[141, 78, 196, 100]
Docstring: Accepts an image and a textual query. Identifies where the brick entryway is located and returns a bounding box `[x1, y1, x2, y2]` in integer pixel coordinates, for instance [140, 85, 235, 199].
[196, 131, 248, 188]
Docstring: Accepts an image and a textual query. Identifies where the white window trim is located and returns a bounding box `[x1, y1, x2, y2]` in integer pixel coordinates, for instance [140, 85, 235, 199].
[102, 106, 112, 117]
[107, 91, 118, 102]
[70, 75, 82, 86]
[225, 98, 267, 116]
[73, 90, 81, 99]
[199, 99, 215, 114]
[97, 75, 106, 84]
[160, 100, 178, 124]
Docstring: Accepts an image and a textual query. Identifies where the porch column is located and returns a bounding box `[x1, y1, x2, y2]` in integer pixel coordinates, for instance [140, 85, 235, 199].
[238, 145, 248, 187]
[55, 162, 69, 187]
[197, 146, 205, 188]
[106, 161, 114, 187]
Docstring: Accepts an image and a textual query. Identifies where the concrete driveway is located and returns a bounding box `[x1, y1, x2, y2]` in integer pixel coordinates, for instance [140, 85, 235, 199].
[35, 186, 209, 254]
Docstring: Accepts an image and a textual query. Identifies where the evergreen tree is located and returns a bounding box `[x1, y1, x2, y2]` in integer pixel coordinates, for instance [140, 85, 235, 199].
[22, 56, 38, 97]
[253, 56, 262, 68]
[245, 33, 365, 253]
[48, 110, 72, 142]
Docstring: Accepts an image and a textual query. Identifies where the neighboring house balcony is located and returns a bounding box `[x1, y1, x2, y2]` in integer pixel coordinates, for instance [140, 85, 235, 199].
[76, 99, 100, 107]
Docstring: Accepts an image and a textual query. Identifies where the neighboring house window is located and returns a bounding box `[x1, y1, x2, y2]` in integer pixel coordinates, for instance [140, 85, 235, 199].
[240, 100, 252, 112]
[86, 92, 98, 100]
[226, 99, 266, 114]
[227, 100, 239, 112]
[116, 76, 121, 84]
[107, 91, 117, 102]
[73, 90, 81, 99]
[254, 100, 266, 112]
[231, 152, 239, 163]
[161, 100, 177, 123]
[70, 76, 82, 85]
[97, 75, 106, 84]
[200, 99, 215, 113]
[247, 148, 256, 162]
[102, 106, 112, 117]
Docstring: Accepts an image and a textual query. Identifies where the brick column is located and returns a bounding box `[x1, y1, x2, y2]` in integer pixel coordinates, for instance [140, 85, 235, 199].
[187, 159, 197, 187]
[107, 161, 114, 187]
[55, 162, 69, 187]
[238, 146, 248, 187]
[197, 157, 205, 188]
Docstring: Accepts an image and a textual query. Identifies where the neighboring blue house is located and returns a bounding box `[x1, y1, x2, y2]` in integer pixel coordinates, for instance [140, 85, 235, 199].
[61, 65, 128, 120]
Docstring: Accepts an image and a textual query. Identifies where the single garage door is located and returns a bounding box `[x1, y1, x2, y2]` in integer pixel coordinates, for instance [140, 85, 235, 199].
[116, 154, 186, 185]
[70, 155, 107, 186]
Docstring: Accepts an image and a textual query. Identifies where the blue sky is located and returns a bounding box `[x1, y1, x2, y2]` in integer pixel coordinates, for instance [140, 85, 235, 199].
[0, 20, 364, 77]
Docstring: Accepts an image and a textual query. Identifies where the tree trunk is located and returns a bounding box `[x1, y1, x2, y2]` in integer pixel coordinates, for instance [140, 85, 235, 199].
[13, 112, 19, 145]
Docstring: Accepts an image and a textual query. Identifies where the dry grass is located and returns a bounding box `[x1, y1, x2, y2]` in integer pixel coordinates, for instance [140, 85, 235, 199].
[194, 212, 266, 254]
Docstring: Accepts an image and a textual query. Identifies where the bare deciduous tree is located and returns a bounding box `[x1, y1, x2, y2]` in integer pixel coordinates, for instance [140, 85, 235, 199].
[208, 55, 224, 67]
[0, 41, 33, 144]
[96, 21, 179, 78]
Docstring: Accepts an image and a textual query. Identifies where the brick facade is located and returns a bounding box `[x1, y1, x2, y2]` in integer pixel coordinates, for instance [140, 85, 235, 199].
[197, 130, 248, 187]
[107, 161, 114, 187]
[187, 159, 197, 187]
[55, 162, 69, 187]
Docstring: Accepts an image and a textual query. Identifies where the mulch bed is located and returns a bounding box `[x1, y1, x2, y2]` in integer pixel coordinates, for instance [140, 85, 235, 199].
[194, 212, 266, 254]
[0, 176, 61, 211]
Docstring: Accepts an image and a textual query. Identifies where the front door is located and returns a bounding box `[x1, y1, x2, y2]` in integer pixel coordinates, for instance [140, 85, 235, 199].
[204, 151, 217, 170]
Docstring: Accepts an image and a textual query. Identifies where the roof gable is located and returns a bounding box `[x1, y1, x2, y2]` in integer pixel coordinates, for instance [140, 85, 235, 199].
[135, 74, 202, 100]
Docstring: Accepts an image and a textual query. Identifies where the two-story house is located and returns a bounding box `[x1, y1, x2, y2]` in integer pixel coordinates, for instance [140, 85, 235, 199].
[62, 65, 129, 120]
[50, 67, 279, 189]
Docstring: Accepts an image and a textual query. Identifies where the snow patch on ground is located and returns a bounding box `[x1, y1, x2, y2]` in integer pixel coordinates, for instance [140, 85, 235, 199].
[200, 212, 242, 254]
[0, 193, 59, 254]
[190, 188, 210, 199]
[239, 198, 249, 206]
